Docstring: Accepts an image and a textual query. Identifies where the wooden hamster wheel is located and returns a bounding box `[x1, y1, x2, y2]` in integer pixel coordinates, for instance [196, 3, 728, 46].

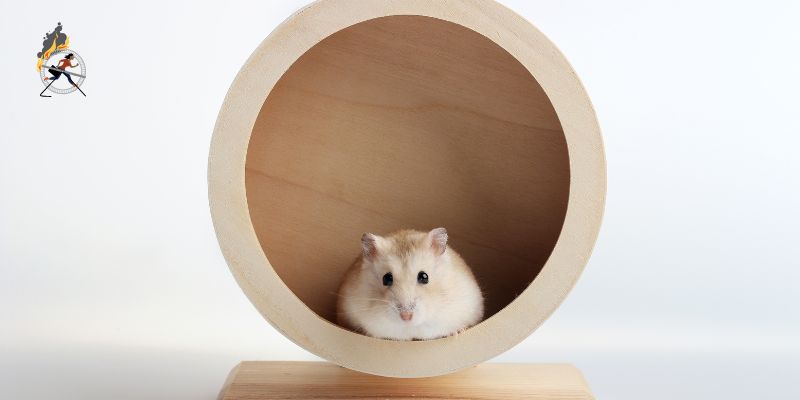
[209, 0, 605, 378]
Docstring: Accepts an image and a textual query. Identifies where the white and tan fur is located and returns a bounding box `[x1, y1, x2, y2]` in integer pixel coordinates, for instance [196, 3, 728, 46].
[336, 228, 484, 340]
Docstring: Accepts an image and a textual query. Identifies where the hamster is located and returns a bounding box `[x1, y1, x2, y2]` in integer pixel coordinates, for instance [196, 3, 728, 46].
[336, 227, 484, 340]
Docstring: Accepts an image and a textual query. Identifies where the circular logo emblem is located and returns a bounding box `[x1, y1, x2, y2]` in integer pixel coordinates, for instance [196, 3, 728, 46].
[40, 49, 86, 95]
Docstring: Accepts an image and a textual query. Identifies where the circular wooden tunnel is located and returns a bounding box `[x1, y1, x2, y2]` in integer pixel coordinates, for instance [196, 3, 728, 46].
[209, 0, 605, 378]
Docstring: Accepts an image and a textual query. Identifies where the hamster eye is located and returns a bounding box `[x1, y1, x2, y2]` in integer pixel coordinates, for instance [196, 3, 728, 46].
[382, 272, 393, 286]
[417, 271, 429, 284]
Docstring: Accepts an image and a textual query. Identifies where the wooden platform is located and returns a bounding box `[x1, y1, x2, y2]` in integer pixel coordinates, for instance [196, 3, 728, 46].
[218, 361, 594, 399]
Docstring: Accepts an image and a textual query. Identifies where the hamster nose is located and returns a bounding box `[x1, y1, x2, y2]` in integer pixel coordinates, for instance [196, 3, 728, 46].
[400, 311, 414, 321]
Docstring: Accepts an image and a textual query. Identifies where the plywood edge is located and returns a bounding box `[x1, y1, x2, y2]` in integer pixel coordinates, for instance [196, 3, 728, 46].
[219, 361, 594, 399]
[217, 362, 243, 400]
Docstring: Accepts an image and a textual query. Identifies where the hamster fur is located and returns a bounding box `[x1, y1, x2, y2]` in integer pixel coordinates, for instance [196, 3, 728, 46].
[336, 227, 484, 340]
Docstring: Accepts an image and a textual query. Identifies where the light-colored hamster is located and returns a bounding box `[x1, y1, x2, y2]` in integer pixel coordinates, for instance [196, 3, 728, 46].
[336, 227, 484, 340]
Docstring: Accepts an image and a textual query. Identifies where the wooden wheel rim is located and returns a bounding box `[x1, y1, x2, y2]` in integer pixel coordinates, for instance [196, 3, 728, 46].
[208, 0, 605, 378]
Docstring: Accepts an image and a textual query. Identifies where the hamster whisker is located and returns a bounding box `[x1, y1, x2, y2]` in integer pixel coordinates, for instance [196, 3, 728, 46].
[350, 298, 393, 304]
[335, 306, 391, 315]
[329, 291, 392, 303]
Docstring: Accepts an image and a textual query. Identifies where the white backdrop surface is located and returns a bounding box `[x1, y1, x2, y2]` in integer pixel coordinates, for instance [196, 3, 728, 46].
[1, 1, 798, 399]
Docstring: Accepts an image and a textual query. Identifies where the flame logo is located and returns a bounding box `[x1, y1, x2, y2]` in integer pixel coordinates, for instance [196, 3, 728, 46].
[36, 22, 70, 72]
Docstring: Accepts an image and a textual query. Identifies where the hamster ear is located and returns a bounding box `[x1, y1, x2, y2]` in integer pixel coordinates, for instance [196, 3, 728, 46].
[427, 227, 448, 256]
[361, 233, 384, 261]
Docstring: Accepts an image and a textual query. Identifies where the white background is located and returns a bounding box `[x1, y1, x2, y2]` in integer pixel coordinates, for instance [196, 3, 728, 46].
[1, 1, 798, 399]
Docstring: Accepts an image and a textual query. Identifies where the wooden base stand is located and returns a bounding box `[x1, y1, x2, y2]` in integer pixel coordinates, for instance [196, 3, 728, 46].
[218, 361, 594, 399]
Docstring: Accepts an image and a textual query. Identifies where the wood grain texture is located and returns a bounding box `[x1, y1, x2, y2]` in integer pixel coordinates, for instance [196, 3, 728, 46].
[246, 15, 569, 325]
[208, 0, 606, 377]
[219, 361, 594, 400]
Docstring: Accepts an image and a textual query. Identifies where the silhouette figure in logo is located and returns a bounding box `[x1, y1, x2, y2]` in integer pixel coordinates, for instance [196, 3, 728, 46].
[44, 53, 79, 88]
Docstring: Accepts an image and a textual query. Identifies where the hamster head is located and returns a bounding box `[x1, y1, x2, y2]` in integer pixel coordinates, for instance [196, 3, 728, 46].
[359, 227, 458, 330]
